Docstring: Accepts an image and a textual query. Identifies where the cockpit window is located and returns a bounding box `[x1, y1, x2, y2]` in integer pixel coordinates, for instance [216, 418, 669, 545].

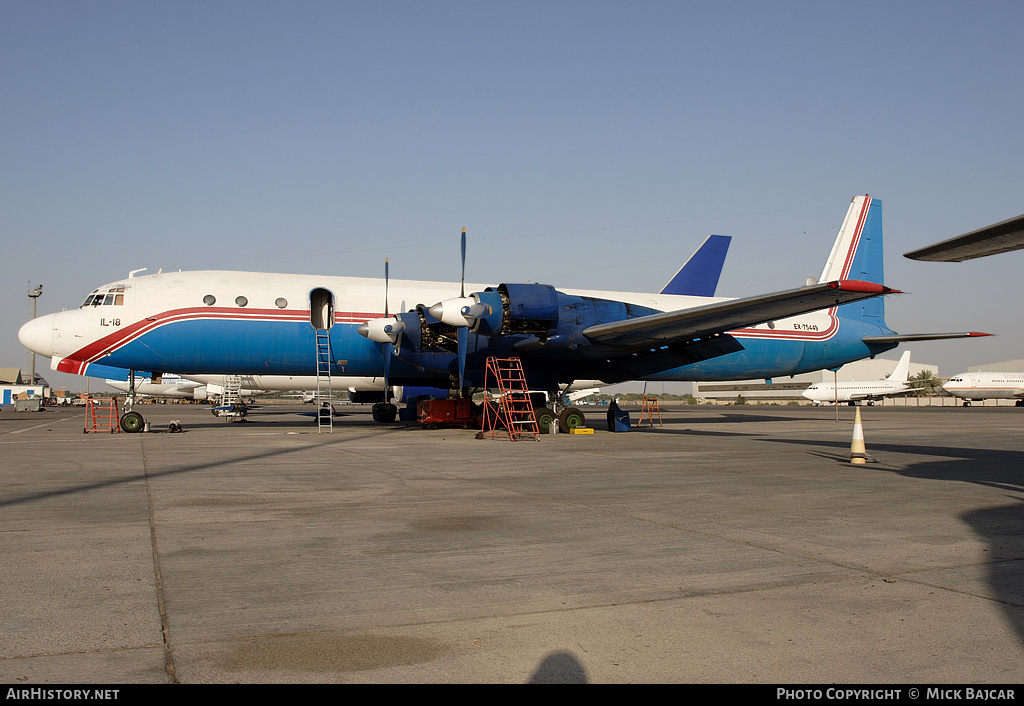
[81, 286, 126, 308]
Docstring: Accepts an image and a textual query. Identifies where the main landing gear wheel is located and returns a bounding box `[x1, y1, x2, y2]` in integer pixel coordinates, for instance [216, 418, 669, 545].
[372, 403, 398, 423]
[558, 406, 585, 434]
[535, 406, 556, 434]
[120, 411, 145, 433]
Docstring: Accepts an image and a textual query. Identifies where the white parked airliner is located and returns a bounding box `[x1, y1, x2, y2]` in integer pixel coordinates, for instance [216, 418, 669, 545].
[802, 350, 917, 405]
[942, 372, 1024, 407]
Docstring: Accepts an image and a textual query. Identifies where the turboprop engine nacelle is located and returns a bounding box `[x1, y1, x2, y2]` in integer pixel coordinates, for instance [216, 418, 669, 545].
[427, 296, 492, 328]
[425, 283, 560, 337]
[362, 282, 666, 388]
[425, 283, 662, 343]
[357, 317, 406, 344]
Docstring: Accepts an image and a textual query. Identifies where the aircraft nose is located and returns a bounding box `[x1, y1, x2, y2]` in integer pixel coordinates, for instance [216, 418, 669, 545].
[18, 314, 55, 358]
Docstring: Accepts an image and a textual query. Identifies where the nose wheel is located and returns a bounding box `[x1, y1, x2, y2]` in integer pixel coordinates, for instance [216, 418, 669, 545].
[120, 410, 145, 433]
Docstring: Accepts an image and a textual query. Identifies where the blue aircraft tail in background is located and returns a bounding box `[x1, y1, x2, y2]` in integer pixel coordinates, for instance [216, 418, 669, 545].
[660, 234, 732, 296]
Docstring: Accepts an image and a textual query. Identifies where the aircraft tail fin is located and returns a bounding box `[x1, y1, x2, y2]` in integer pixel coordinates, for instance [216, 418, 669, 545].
[660, 234, 731, 296]
[886, 350, 912, 382]
[818, 195, 886, 325]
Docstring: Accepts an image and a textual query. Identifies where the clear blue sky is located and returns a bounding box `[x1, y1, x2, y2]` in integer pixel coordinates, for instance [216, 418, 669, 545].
[3, 0, 1023, 391]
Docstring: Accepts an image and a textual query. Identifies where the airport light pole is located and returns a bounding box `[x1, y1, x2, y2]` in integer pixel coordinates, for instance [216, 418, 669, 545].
[27, 283, 42, 385]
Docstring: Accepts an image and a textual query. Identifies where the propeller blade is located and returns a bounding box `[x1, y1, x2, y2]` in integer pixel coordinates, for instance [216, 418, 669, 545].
[382, 258, 393, 402]
[460, 228, 466, 298]
[457, 325, 468, 394]
[383, 341, 392, 402]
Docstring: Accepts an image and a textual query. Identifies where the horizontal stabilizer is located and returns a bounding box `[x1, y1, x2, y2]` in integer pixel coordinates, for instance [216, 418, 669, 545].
[862, 332, 992, 343]
[904, 213, 1024, 262]
[585, 279, 898, 349]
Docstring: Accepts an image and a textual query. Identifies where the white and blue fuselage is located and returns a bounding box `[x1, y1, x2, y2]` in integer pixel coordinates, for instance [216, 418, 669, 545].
[22, 269, 894, 386]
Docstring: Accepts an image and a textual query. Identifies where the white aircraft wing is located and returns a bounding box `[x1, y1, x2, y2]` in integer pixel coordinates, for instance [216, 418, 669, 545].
[582, 280, 896, 349]
[904, 213, 1024, 262]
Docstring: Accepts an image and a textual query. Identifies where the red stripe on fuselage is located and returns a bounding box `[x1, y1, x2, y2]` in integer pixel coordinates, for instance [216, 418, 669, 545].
[60, 307, 386, 372]
[840, 196, 870, 280]
[729, 314, 840, 341]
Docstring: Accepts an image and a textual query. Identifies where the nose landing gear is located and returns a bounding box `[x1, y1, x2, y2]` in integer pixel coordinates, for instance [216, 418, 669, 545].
[119, 370, 146, 433]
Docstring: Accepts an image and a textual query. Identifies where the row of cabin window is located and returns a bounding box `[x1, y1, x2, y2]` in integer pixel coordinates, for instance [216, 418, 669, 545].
[202, 295, 289, 308]
[83, 290, 288, 308]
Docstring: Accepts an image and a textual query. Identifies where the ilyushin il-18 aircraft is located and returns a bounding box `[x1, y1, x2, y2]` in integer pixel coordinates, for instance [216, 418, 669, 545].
[19, 195, 987, 432]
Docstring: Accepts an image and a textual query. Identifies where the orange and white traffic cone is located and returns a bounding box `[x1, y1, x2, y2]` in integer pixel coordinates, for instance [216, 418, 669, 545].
[850, 407, 867, 464]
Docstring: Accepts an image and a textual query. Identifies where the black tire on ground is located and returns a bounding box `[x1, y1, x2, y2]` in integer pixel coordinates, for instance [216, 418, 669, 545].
[120, 411, 144, 433]
[372, 403, 398, 423]
[535, 406, 556, 434]
[558, 407, 585, 434]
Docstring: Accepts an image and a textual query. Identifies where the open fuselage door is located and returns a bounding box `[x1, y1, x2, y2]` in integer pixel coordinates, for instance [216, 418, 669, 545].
[310, 287, 335, 431]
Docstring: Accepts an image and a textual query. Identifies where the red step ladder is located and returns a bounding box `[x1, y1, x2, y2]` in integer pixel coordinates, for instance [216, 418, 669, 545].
[84, 397, 121, 433]
[479, 357, 540, 442]
[638, 395, 663, 427]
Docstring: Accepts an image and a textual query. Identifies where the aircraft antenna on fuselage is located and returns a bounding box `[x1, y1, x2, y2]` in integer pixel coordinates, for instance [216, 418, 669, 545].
[128, 268, 147, 278]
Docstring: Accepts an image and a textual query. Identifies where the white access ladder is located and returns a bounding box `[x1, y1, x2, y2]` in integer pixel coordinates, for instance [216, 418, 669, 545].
[315, 329, 333, 432]
[212, 375, 246, 422]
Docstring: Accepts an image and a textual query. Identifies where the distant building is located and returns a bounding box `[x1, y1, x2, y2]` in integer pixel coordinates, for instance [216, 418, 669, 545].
[0, 368, 23, 385]
[1, 367, 49, 406]
[969, 359, 1024, 373]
